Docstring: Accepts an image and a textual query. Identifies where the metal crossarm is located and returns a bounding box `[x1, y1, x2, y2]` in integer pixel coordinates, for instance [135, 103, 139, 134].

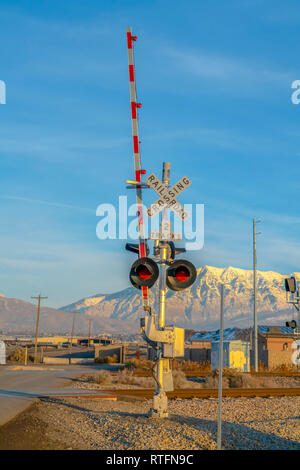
[126, 26, 149, 308]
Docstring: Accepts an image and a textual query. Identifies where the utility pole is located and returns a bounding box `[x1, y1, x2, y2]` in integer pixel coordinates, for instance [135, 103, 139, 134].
[217, 284, 224, 450]
[88, 319, 92, 350]
[24, 345, 28, 366]
[69, 311, 76, 361]
[253, 217, 258, 372]
[31, 294, 48, 364]
[253, 217, 261, 372]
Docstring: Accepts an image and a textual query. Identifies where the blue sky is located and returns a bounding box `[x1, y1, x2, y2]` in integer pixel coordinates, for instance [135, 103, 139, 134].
[0, 0, 300, 307]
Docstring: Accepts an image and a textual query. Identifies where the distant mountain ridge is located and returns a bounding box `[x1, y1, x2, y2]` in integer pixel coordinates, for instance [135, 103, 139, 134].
[0, 266, 297, 335]
[60, 265, 298, 332]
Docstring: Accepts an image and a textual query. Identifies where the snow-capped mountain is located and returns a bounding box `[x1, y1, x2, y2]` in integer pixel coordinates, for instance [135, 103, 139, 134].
[60, 265, 298, 332]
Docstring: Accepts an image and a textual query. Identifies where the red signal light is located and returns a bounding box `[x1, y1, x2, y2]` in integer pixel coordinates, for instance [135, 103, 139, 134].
[166, 259, 197, 291]
[175, 266, 189, 281]
[129, 257, 159, 289]
[137, 265, 152, 279]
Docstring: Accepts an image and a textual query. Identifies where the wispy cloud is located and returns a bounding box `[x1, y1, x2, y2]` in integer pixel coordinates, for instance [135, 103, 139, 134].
[0, 124, 129, 161]
[160, 45, 292, 89]
[259, 236, 300, 273]
[0, 236, 132, 307]
[143, 126, 287, 154]
[0, 195, 95, 213]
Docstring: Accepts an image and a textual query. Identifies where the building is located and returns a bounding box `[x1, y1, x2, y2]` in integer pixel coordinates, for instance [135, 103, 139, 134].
[211, 339, 250, 372]
[186, 328, 247, 365]
[94, 344, 126, 363]
[184, 341, 211, 363]
[254, 326, 297, 369]
[36, 336, 78, 345]
[0, 341, 6, 365]
[188, 325, 298, 370]
[78, 338, 114, 346]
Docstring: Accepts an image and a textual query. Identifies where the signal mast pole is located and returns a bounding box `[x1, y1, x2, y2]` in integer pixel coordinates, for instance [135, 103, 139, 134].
[126, 27, 149, 311]
[253, 217, 258, 372]
[253, 217, 261, 372]
[154, 162, 170, 418]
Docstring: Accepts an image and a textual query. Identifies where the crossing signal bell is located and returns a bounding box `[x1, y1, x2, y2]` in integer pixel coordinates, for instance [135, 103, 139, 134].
[285, 277, 296, 293]
[129, 257, 159, 289]
[286, 320, 297, 330]
[166, 259, 197, 291]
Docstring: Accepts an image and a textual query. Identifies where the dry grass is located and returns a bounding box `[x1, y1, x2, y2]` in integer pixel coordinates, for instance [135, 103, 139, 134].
[8, 347, 35, 363]
[125, 358, 211, 375]
[86, 370, 113, 385]
[268, 363, 299, 374]
[125, 358, 153, 372]
[173, 359, 211, 373]
[172, 369, 192, 389]
[94, 354, 118, 364]
[85, 368, 197, 389]
[86, 369, 154, 387]
[82, 365, 300, 390]
[199, 367, 300, 389]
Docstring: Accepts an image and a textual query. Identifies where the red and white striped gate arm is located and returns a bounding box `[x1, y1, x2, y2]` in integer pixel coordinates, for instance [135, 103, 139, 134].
[126, 26, 149, 308]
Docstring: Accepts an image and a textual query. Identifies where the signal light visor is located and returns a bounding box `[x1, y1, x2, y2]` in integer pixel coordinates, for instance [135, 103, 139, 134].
[166, 259, 197, 291]
[129, 257, 159, 289]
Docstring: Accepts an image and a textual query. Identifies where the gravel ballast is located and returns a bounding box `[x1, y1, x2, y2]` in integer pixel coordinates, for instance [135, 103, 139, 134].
[30, 396, 300, 450]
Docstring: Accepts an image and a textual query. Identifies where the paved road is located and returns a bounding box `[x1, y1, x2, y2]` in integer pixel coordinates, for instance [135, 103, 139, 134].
[0, 364, 119, 426]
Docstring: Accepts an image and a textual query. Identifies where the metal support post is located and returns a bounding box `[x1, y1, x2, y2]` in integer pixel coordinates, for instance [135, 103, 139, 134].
[298, 289, 300, 334]
[88, 319, 92, 350]
[253, 217, 258, 372]
[24, 346, 28, 366]
[151, 162, 170, 418]
[69, 311, 76, 363]
[217, 284, 224, 450]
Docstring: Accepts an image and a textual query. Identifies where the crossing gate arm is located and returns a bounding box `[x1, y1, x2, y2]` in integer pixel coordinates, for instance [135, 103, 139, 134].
[126, 26, 149, 308]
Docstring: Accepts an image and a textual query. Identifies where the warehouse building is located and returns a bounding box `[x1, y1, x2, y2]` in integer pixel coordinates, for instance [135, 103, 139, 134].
[187, 328, 250, 371]
[186, 325, 297, 370]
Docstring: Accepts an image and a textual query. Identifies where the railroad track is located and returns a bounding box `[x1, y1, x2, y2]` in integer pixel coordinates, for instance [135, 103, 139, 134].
[126, 371, 300, 378]
[107, 387, 300, 399]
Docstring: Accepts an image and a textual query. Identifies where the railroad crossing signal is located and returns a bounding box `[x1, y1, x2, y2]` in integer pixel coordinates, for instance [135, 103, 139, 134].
[286, 320, 297, 329]
[285, 277, 297, 293]
[129, 257, 159, 289]
[284, 276, 300, 336]
[146, 173, 191, 220]
[125, 28, 199, 419]
[166, 259, 197, 291]
[149, 221, 182, 241]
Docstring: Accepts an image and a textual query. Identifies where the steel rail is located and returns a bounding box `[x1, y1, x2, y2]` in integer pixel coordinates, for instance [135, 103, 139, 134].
[106, 387, 300, 399]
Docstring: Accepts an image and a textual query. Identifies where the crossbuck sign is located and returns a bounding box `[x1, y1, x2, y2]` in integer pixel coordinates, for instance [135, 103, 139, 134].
[146, 173, 192, 221]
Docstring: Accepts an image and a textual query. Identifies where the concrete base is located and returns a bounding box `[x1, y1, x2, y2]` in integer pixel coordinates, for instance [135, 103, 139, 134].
[149, 392, 169, 418]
